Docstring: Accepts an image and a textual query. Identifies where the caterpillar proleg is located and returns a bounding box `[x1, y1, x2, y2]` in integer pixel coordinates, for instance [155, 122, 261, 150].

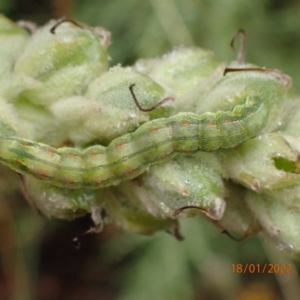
[0, 89, 268, 188]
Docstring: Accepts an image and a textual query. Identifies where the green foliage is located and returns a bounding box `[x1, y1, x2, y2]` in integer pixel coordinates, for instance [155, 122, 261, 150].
[0, 16, 297, 261]
[0, 2, 300, 298]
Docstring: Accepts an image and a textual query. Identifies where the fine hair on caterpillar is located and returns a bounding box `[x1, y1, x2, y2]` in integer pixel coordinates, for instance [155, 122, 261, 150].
[0, 81, 269, 189]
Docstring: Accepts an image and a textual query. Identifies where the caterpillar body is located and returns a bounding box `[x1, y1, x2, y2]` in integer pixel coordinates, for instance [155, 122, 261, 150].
[0, 95, 268, 189]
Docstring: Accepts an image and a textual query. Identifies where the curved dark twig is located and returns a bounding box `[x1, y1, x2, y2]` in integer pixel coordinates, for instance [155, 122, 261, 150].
[50, 18, 84, 34]
[173, 205, 246, 242]
[129, 84, 174, 112]
[223, 67, 292, 88]
[50, 18, 111, 46]
[224, 67, 267, 76]
[219, 228, 246, 242]
[172, 205, 209, 218]
[230, 29, 246, 64]
[17, 20, 37, 34]
[166, 220, 184, 241]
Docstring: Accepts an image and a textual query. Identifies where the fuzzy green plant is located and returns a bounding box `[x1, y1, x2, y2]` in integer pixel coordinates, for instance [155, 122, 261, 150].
[1, 15, 300, 261]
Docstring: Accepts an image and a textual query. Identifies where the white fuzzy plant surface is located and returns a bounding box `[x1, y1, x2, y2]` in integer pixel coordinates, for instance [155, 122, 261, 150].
[1, 16, 300, 260]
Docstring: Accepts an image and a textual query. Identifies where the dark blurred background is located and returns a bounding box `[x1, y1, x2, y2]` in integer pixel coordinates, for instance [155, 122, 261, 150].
[1, 0, 300, 299]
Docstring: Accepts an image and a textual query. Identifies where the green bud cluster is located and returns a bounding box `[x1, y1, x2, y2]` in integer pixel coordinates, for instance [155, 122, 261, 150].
[1, 16, 300, 259]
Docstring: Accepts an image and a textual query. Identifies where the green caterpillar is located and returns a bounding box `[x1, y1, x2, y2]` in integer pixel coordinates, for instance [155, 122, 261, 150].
[0, 92, 268, 189]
